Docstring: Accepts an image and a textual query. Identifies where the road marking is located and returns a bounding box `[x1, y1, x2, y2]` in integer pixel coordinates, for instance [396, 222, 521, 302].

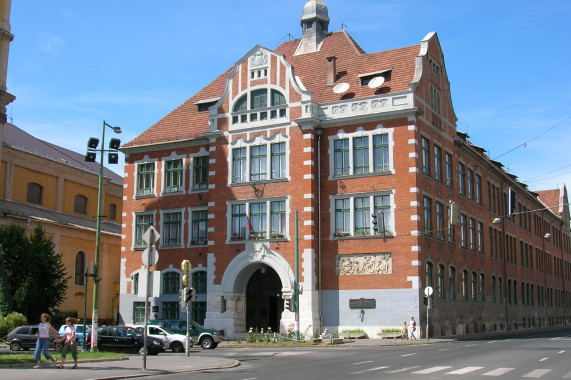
[353, 360, 373, 365]
[523, 369, 552, 378]
[412, 366, 452, 374]
[488, 340, 496, 343]
[563, 369, 571, 378]
[539, 357, 548, 362]
[559, 350, 566, 354]
[401, 353, 416, 357]
[446, 366, 484, 375]
[465, 343, 477, 347]
[385, 366, 419, 373]
[350, 366, 388, 374]
[438, 348, 449, 351]
[482, 368, 515, 376]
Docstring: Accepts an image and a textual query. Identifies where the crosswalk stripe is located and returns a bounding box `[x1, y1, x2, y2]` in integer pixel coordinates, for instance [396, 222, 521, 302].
[482, 368, 515, 376]
[523, 369, 552, 378]
[350, 366, 388, 374]
[385, 366, 419, 373]
[412, 366, 452, 374]
[446, 366, 483, 374]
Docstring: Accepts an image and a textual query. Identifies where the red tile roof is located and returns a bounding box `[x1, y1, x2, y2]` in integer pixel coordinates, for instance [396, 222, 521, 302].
[123, 31, 420, 148]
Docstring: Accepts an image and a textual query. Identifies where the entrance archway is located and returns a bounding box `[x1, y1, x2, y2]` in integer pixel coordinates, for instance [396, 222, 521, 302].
[246, 267, 283, 331]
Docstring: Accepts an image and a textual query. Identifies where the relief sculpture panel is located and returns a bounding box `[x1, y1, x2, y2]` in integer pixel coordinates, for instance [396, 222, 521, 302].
[336, 253, 392, 275]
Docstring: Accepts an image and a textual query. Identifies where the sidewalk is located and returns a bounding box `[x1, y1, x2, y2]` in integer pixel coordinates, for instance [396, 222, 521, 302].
[0, 354, 239, 380]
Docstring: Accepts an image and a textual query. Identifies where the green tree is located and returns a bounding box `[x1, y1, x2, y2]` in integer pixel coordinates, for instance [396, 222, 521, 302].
[0, 224, 69, 320]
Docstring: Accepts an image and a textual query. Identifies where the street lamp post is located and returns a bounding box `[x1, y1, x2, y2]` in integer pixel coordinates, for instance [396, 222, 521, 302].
[85, 120, 121, 351]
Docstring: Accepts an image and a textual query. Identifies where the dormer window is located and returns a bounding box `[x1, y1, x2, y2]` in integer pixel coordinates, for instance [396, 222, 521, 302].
[358, 69, 391, 87]
[232, 89, 288, 125]
[195, 97, 219, 113]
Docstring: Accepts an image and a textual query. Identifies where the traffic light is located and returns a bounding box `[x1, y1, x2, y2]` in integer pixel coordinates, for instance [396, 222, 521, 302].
[181, 260, 191, 286]
[371, 213, 378, 234]
[184, 287, 196, 303]
[285, 298, 294, 312]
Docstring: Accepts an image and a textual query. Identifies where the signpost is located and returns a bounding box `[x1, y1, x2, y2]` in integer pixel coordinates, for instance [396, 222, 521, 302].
[141, 225, 159, 370]
[424, 286, 433, 340]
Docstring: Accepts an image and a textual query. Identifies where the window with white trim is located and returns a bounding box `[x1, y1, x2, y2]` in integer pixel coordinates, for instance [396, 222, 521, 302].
[331, 129, 392, 177]
[164, 158, 184, 193]
[231, 89, 288, 125]
[430, 83, 441, 114]
[136, 162, 155, 196]
[162, 271, 180, 294]
[332, 192, 394, 237]
[134, 212, 154, 248]
[160, 210, 183, 247]
[229, 198, 288, 241]
[192, 156, 209, 190]
[189, 208, 208, 245]
[230, 135, 289, 184]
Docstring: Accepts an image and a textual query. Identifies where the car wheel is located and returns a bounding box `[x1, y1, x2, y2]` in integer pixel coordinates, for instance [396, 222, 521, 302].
[201, 336, 215, 349]
[10, 341, 22, 351]
[150, 349, 159, 356]
[138, 346, 146, 356]
[54, 342, 63, 352]
[171, 341, 184, 353]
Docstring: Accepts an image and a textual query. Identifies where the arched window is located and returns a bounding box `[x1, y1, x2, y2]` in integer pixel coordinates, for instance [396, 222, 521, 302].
[271, 90, 285, 106]
[250, 89, 267, 109]
[74, 195, 87, 214]
[27, 183, 43, 204]
[192, 270, 207, 294]
[424, 262, 434, 288]
[75, 251, 87, 286]
[233, 95, 247, 112]
[162, 271, 180, 294]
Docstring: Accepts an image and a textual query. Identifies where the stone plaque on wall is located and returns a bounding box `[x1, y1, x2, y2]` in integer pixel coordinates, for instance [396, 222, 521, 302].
[336, 253, 392, 275]
[349, 298, 376, 309]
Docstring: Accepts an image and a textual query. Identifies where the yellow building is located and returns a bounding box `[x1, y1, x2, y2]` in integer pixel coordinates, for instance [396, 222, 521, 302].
[0, 123, 123, 323]
[0, 0, 15, 160]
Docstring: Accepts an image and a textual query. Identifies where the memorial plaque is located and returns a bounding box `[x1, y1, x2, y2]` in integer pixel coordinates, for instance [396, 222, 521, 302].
[349, 298, 376, 309]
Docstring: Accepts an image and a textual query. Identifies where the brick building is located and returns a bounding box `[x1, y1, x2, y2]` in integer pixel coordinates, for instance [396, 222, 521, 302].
[119, 0, 570, 338]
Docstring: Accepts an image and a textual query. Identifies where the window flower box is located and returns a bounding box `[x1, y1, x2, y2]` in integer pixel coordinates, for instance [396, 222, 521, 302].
[230, 235, 245, 241]
[249, 233, 266, 240]
[270, 233, 285, 239]
[333, 232, 351, 238]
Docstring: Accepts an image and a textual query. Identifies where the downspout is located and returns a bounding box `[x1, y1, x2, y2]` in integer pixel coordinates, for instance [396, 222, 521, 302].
[316, 128, 323, 331]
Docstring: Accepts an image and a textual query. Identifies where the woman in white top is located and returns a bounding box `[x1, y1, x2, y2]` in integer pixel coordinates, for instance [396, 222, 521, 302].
[33, 313, 59, 369]
[57, 317, 78, 368]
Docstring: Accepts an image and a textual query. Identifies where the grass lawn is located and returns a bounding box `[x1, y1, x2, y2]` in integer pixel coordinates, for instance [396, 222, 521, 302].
[0, 350, 125, 365]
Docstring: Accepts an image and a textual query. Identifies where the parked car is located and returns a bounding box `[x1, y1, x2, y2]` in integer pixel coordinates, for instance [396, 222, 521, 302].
[96, 326, 164, 355]
[148, 319, 223, 349]
[133, 325, 193, 353]
[58, 324, 91, 347]
[7, 325, 62, 352]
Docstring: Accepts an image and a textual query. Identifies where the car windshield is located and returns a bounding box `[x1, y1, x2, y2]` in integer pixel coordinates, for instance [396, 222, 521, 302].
[125, 327, 142, 336]
[189, 320, 204, 329]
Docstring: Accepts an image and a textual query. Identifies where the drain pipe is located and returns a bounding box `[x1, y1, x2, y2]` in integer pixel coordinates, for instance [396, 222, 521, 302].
[316, 127, 323, 331]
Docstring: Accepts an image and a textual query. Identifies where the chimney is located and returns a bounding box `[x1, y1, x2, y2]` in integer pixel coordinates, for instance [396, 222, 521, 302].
[327, 56, 337, 85]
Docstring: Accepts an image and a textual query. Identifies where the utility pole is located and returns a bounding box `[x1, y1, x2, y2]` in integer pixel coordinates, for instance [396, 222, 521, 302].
[294, 211, 300, 341]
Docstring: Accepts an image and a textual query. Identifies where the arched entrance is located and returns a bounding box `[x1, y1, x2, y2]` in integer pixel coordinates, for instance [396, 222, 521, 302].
[246, 266, 283, 331]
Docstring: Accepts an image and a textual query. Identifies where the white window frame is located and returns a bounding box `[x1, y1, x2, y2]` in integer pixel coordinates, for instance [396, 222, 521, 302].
[135, 156, 158, 198]
[161, 153, 186, 195]
[330, 191, 395, 238]
[159, 208, 185, 248]
[226, 197, 289, 242]
[189, 148, 210, 192]
[132, 210, 157, 249]
[188, 206, 209, 247]
[328, 126, 394, 179]
[228, 133, 290, 185]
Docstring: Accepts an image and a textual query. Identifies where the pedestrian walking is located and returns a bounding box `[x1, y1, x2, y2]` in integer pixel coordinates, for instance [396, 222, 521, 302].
[33, 313, 59, 368]
[400, 321, 408, 340]
[408, 316, 417, 340]
[57, 317, 78, 369]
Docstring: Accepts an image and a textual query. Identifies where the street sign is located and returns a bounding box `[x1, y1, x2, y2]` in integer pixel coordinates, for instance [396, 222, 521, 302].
[142, 226, 160, 245]
[424, 286, 433, 296]
[142, 247, 159, 266]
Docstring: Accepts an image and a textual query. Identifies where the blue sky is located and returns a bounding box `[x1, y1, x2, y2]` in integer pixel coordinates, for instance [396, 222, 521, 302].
[7, 0, 571, 193]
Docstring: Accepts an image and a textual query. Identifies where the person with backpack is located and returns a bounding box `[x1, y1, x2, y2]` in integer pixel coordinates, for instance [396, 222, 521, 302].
[408, 316, 417, 340]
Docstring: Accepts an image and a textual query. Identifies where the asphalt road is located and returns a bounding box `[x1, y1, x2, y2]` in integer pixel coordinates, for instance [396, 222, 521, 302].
[162, 329, 571, 380]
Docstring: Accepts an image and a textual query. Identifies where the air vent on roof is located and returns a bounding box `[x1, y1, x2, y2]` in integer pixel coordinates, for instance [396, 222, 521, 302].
[333, 82, 350, 94]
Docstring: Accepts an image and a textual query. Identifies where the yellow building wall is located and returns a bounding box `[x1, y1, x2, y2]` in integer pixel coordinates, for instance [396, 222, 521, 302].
[62, 179, 98, 216]
[104, 193, 123, 222]
[12, 165, 58, 208]
[0, 160, 6, 198]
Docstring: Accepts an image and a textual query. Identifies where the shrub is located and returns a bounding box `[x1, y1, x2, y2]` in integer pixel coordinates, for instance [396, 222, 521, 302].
[0, 312, 27, 339]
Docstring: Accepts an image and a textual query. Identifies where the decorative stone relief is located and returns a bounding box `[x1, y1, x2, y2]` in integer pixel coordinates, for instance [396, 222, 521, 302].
[250, 49, 268, 68]
[371, 98, 389, 109]
[332, 104, 347, 114]
[336, 253, 392, 275]
[248, 242, 269, 262]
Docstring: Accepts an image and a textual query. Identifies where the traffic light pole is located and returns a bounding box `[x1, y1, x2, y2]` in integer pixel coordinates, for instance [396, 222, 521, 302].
[143, 228, 154, 370]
